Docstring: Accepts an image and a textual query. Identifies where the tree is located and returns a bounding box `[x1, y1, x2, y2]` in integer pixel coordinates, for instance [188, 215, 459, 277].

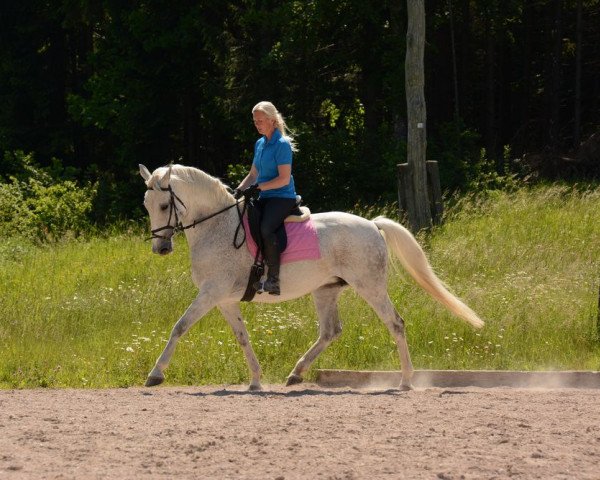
[574, 0, 583, 148]
[1, 0, 599, 224]
[403, 0, 431, 232]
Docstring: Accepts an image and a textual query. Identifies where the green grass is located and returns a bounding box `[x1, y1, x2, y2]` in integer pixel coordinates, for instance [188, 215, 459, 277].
[1, 184, 599, 388]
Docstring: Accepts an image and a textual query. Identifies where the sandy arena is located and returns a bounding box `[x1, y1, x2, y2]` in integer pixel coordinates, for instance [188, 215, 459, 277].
[1, 385, 599, 479]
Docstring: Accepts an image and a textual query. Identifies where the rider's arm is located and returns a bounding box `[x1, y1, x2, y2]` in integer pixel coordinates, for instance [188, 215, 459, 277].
[257, 164, 291, 191]
[237, 164, 258, 191]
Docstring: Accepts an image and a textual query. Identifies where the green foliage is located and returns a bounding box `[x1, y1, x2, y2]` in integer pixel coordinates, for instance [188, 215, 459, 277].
[226, 163, 250, 188]
[295, 125, 364, 210]
[428, 120, 481, 191]
[466, 145, 522, 193]
[0, 179, 35, 237]
[319, 99, 341, 128]
[294, 99, 402, 211]
[1, 1, 599, 221]
[0, 151, 97, 241]
[429, 120, 526, 195]
[0, 184, 598, 388]
[1, 150, 51, 183]
[27, 180, 97, 240]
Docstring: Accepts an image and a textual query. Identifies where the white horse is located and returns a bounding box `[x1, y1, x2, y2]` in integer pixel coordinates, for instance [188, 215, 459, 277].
[139, 164, 483, 390]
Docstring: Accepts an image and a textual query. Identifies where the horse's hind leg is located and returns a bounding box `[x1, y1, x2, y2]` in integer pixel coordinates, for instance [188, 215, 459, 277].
[218, 302, 262, 391]
[355, 287, 414, 390]
[286, 283, 344, 386]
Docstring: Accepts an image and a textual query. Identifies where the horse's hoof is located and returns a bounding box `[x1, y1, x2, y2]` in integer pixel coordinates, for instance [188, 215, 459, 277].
[286, 374, 303, 386]
[248, 383, 263, 392]
[399, 383, 413, 392]
[145, 376, 164, 387]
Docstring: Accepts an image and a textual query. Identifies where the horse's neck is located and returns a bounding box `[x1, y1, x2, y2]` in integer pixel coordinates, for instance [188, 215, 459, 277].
[175, 177, 229, 216]
[178, 184, 239, 248]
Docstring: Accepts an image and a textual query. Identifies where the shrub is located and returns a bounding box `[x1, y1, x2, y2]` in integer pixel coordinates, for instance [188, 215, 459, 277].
[0, 179, 36, 236]
[0, 151, 97, 241]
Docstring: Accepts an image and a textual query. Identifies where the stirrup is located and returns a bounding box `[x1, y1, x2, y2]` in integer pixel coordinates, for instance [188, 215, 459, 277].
[254, 279, 265, 294]
[254, 277, 280, 296]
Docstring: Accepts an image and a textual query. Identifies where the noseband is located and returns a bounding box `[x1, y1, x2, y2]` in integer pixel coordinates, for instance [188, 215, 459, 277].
[148, 185, 247, 248]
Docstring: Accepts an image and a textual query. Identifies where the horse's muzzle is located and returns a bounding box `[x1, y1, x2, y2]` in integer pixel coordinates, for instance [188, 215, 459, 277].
[152, 239, 173, 255]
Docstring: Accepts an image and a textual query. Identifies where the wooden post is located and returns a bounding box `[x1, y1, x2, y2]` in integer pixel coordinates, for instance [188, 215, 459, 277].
[426, 160, 443, 224]
[397, 163, 415, 226]
[399, 161, 444, 227]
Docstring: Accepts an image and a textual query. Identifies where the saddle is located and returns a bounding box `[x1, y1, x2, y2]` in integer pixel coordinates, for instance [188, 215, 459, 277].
[246, 196, 310, 255]
[241, 196, 310, 301]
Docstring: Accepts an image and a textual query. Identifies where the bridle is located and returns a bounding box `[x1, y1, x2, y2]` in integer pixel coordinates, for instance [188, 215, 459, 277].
[148, 185, 186, 240]
[148, 185, 248, 248]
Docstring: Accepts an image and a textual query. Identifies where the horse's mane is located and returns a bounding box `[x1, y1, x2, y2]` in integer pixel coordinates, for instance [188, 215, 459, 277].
[148, 164, 232, 206]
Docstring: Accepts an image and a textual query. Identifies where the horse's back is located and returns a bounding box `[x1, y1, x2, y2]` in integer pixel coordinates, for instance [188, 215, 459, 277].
[311, 211, 382, 240]
[311, 211, 388, 273]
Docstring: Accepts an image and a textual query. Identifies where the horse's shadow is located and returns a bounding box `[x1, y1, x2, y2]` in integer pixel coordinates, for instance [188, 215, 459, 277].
[180, 387, 409, 398]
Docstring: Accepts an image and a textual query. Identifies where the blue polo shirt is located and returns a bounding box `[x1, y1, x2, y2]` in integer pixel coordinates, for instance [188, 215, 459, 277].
[253, 128, 296, 199]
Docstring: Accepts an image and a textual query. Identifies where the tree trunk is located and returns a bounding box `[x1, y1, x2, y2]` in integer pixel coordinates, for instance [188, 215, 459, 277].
[449, 0, 460, 121]
[70, 22, 94, 168]
[547, 0, 563, 153]
[520, 1, 533, 151]
[359, 9, 384, 165]
[404, 0, 431, 232]
[574, 0, 582, 148]
[485, 5, 497, 159]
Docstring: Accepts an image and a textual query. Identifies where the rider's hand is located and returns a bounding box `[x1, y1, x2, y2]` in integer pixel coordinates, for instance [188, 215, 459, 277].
[243, 183, 261, 199]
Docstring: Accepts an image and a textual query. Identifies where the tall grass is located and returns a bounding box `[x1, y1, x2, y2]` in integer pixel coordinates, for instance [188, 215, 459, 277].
[1, 184, 598, 388]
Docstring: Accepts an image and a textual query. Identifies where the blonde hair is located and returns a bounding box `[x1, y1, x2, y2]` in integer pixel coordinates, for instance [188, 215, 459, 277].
[252, 101, 298, 152]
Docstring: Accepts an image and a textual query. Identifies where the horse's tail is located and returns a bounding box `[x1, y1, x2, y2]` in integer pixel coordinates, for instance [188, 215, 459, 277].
[373, 216, 484, 329]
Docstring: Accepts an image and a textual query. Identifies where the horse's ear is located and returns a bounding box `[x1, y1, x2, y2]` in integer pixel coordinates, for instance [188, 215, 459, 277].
[158, 165, 172, 189]
[139, 164, 152, 182]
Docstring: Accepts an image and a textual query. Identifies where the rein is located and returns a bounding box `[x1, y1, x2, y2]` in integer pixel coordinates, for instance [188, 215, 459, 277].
[148, 185, 247, 249]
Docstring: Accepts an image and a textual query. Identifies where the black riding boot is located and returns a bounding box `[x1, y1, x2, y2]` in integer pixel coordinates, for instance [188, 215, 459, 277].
[260, 238, 281, 295]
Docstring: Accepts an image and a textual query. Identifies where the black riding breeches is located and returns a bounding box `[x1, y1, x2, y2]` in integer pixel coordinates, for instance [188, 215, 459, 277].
[256, 197, 297, 247]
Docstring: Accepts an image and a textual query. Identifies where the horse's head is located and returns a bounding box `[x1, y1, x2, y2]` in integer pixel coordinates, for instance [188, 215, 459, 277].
[139, 164, 187, 255]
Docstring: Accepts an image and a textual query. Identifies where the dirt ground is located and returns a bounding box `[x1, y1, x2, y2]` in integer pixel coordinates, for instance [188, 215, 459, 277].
[1, 384, 599, 479]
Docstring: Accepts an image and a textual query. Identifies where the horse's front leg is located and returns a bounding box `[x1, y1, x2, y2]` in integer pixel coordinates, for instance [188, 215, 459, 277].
[145, 289, 217, 387]
[218, 302, 262, 391]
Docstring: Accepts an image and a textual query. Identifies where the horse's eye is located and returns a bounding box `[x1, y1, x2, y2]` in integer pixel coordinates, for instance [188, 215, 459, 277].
[160, 204, 169, 211]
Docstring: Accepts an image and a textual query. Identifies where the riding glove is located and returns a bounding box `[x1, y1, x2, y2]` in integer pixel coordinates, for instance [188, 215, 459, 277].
[243, 183, 261, 200]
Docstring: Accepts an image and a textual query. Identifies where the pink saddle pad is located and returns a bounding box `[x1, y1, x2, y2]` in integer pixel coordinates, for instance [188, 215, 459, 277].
[243, 215, 321, 264]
